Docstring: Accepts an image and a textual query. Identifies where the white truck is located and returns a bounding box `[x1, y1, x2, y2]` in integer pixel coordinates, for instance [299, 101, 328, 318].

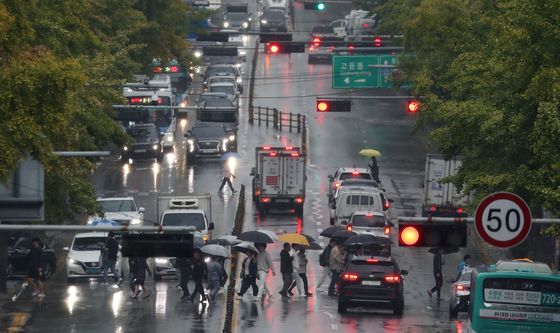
[329, 10, 377, 40]
[251, 146, 306, 217]
[422, 154, 470, 217]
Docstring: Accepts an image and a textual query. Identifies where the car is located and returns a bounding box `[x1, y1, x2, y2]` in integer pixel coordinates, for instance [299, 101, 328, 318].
[449, 268, 472, 318]
[223, 12, 252, 31]
[338, 256, 408, 315]
[329, 187, 388, 225]
[328, 167, 374, 197]
[186, 122, 234, 158]
[7, 236, 57, 280]
[88, 197, 145, 226]
[207, 81, 239, 106]
[260, 9, 288, 33]
[121, 123, 164, 162]
[203, 64, 242, 89]
[153, 232, 206, 279]
[65, 232, 123, 282]
[308, 45, 334, 64]
[207, 73, 242, 94]
[347, 211, 392, 237]
[196, 92, 230, 107]
[331, 179, 392, 209]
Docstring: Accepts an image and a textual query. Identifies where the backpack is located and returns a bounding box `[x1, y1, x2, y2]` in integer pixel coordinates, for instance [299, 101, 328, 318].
[319, 250, 329, 267]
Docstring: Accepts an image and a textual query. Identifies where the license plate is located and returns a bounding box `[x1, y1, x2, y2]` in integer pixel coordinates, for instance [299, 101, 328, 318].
[86, 269, 101, 275]
[135, 149, 146, 153]
[275, 199, 289, 203]
[362, 280, 381, 286]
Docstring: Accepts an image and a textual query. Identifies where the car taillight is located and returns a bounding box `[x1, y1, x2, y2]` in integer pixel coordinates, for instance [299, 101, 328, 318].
[255, 190, 261, 196]
[261, 197, 271, 203]
[346, 223, 353, 232]
[456, 284, 467, 291]
[352, 171, 360, 175]
[384, 226, 391, 235]
[383, 200, 391, 210]
[457, 207, 463, 214]
[295, 197, 304, 204]
[366, 258, 378, 263]
[384, 275, 401, 283]
[342, 273, 359, 282]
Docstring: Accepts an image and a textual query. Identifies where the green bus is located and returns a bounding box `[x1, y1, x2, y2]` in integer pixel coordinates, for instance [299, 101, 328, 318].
[468, 260, 560, 333]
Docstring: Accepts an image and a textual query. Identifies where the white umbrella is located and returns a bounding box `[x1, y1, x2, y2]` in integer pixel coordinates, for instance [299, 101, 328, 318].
[217, 235, 242, 245]
[256, 229, 279, 241]
[201, 244, 229, 257]
[233, 241, 259, 255]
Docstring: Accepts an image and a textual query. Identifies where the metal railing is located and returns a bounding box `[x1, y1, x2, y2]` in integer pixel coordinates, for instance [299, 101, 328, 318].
[248, 106, 306, 133]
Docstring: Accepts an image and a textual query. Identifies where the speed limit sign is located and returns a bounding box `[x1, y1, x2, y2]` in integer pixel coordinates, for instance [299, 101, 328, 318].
[475, 192, 532, 248]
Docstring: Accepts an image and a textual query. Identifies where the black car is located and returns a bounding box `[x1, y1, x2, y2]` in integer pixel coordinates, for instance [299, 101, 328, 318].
[186, 122, 233, 159]
[223, 12, 252, 31]
[8, 236, 57, 280]
[122, 123, 163, 162]
[260, 9, 287, 33]
[338, 256, 408, 315]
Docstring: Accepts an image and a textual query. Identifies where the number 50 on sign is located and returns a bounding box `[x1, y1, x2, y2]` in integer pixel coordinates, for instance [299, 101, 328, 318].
[475, 192, 532, 248]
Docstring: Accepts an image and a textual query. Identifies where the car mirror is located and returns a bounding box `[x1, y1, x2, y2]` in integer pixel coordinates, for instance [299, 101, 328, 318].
[138, 207, 145, 213]
[208, 222, 215, 230]
[401, 269, 408, 276]
[63, 247, 69, 252]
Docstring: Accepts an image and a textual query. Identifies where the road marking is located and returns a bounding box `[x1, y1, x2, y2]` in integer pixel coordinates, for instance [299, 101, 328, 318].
[331, 324, 338, 330]
[316, 222, 321, 226]
[324, 311, 334, 319]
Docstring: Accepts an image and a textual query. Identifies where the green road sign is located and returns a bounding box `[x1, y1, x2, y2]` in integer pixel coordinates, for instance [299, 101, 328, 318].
[332, 55, 402, 89]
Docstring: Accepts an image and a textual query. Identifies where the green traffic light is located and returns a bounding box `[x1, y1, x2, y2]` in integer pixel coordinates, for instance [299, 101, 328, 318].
[316, 2, 325, 11]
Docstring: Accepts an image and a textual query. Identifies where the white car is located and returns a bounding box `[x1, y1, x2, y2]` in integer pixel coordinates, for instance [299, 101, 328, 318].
[347, 211, 391, 237]
[88, 197, 145, 226]
[327, 167, 374, 198]
[65, 232, 122, 282]
[208, 81, 239, 107]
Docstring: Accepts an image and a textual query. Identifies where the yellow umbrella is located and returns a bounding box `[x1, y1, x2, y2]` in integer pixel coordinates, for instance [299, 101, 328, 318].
[359, 149, 381, 157]
[278, 233, 310, 246]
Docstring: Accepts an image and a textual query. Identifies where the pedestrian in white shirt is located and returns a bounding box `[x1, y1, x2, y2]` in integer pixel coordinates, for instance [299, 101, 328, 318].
[289, 244, 304, 296]
[255, 243, 276, 301]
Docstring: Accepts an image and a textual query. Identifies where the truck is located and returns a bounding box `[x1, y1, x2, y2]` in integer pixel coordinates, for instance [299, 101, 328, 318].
[422, 154, 470, 217]
[329, 10, 377, 41]
[250, 146, 306, 217]
[154, 195, 214, 279]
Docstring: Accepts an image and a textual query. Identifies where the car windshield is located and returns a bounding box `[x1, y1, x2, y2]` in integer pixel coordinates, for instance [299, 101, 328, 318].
[226, 13, 246, 21]
[352, 215, 386, 227]
[209, 77, 235, 84]
[263, 10, 285, 21]
[206, 67, 235, 78]
[191, 125, 225, 137]
[339, 172, 372, 180]
[161, 213, 206, 230]
[127, 127, 156, 140]
[210, 85, 235, 95]
[99, 200, 136, 212]
[72, 237, 106, 251]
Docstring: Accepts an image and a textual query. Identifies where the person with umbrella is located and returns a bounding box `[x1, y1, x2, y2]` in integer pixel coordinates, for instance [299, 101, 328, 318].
[328, 241, 344, 297]
[279, 243, 293, 298]
[175, 256, 192, 299]
[190, 249, 208, 303]
[237, 251, 259, 299]
[316, 239, 335, 292]
[427, 247, 444, 300]
[289, 248, 312, 297]
[206, 256, 223, 302]
[255, 243, 275, 301]
[102, 232, 121, 286]
[369, 156, 380, 183]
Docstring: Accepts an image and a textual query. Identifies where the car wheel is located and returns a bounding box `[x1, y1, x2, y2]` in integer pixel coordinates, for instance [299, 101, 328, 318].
[43, 262, 54, 280]
[393, 297, 404, 316]
[337, 299, 348, 314]
[7, 263, 14, 279]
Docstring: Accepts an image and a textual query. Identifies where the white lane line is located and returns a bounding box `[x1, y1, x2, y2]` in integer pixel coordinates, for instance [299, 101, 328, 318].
[324, 312, 334, 319]
[316, 222, 321, 226]
[331, 324, 338, 330]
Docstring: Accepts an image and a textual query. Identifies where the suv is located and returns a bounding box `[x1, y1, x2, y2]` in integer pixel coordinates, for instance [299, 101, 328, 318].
[8, 235, 57, 280]
[338, 256, 408, 315]
[122, 123, 163, 162]
[186, 122, 233, 159]
[328, 167, 374, 197]
[89, 197, 145, 226]
[260, 9, 288, 32]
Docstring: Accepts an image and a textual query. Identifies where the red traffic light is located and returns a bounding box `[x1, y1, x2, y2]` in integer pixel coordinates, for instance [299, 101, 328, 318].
[312, 37, 321, 47]
[398, 223, 467, 247]
[400, 226, 420, 246]
[316, 98, 351, 112]
[407, 100, 420, 113]
[317, 101, 330, 112]
[374, 37, 382, 47]
[269, 43, 280, 54]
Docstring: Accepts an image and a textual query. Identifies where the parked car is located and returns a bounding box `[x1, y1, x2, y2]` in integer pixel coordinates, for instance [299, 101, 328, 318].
[7, 236, 57, 280]
[338, 255, 408, 315]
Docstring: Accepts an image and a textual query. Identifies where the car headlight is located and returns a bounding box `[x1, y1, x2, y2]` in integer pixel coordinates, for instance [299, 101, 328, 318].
[187, 139, 194, 145]
[86, 216, 95, 224]
[155, 258, 169, 264]
[239, 50, 246, 56]
[242, 22, 248, 28]
[179, 101, 187, 107]
[165, 134, 173, 143]
[194, 50, 202, 58]
[204, 257, 210, 263]
[261, 20, 267, 24]
[223, 21, 229, 28]
[123, 146, 128, 151]
[236, 77, 242, 84]
[68, 257, 77, 264]
[222, 138, 228, 151]
[152, 144, 159, 150]
[130, 218, 141, 225]
[228, 135, 235, 141]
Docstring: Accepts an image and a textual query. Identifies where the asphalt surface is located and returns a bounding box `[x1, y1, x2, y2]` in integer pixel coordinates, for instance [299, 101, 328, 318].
[1, 1, 490, 332]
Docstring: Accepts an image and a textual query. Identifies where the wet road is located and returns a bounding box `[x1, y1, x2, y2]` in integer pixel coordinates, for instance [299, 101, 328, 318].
[2, 1, 488, 332]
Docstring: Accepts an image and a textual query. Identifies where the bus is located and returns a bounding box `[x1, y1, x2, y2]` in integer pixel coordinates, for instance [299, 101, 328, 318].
[151, 59, 190, 104]
[468, 260, 560, 333]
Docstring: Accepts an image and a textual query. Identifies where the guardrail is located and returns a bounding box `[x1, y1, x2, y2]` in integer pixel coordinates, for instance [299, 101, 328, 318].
[248, 106, 306, 133]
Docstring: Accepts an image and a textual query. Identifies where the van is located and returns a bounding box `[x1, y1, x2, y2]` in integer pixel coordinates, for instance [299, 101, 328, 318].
[330, 188, 385, 225]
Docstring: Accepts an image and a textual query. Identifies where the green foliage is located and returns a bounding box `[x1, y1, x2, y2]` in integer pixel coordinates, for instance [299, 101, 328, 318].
[0, 0, 197, 223]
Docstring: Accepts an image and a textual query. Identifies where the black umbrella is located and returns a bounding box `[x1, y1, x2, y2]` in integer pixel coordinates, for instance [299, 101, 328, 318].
[345, 234, 392, 246]
[239, 231, 274, 244]
[206, 239, 232, 246]
[320, 226, 345, 238]
[429, 247, 460, 255]
[302, 241, 322, 250]
[331, 230, 357, 240]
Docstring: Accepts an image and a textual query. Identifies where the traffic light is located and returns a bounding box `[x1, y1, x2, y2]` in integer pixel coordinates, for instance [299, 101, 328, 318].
[259, 33, 292, 43]
[121, 233, 194, 257]
[312, 37, 321, 47]
[316, 2, 326, 11]
[398, 222, 467, 247]
[316, 98, 352, 112]
[374, 37, 382, 47]
[265, 42, 306, 54]
[407, 100, 420, 113]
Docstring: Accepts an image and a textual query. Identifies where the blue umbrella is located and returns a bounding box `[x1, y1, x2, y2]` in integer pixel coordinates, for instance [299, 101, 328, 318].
[221, 152, 241, 161]
[90, 218, 120, 227]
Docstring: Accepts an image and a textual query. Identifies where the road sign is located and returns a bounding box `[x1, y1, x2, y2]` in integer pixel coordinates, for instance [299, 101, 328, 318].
[475, 192, 532, 248]
[332, 55, 378, 88]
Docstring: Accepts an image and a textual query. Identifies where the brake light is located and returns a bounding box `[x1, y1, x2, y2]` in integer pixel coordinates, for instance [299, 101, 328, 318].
[342, 273, 359, 282]
[366, 258, 378, 263]
[286, 146, 293, 150]
[430, 205, 437, 212]
[255, 190, 261, 196]
[365, 213, 374, 217]
[384, 226, 391, 235]
[456, 285, 464, 291]
[457, 207, 463, 214]
[263, 146, 271, 150]
[346, 223, 353, 232]
[295, 197, 304, 204]
[261, 197, 271, 203]
[270, 152, 277, 157]
[352, 171, 360, 175]
[384, 275, 401, 283]
[291, 153, 300, 157]
[383, 200, 391, 210]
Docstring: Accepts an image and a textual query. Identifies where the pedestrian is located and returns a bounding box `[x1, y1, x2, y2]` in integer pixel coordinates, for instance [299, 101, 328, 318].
[279, 243, 293, 298]
[190, 249, 207, 303]
[27, 238, 45, 297]
[289, 248, 312, 297]
[128, 257, 136, 292]
[327, 241, 344, 296]
[455, 254, 471, 282]
[289, 244, 304, 296]
[237, 251, 259, 299]
[427, 247, 444, 300]
[175, 256, 192, 299]
[218, 167, 236, 193]
[131, 257, 151, 299]
[217, 256, 228, 288]
[206, 256, 223, 302]
[255, 243, 275, 301]
[316, 239, 335, 291]
[369, 156, 380, 183]
[102, 232, 121, 285]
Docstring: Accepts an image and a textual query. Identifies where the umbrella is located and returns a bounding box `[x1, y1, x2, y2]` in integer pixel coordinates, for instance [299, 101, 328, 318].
[278, 233, 310, 246]
[89, 218, 120, 226]
[201, 244, 229, 257]
[221, 152, 241, 160]
[331, 230, 357, 240]
[239, 231, 274, 244]
[233, 242, 259, 255]
[217, 235, 242, 245]
[256, 229, 279, 241]
[302, 241, 322, 250]
[345, 234, 392, 246]
[320, 226, 345, 238]
[301, 233, 317, 243]
[429, 247, 460, 255]
[359, 149, 381, 157]
[206, 238, 233, 246]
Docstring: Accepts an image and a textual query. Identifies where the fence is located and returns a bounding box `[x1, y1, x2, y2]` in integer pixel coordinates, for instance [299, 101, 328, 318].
[248, 106, 306, 133]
